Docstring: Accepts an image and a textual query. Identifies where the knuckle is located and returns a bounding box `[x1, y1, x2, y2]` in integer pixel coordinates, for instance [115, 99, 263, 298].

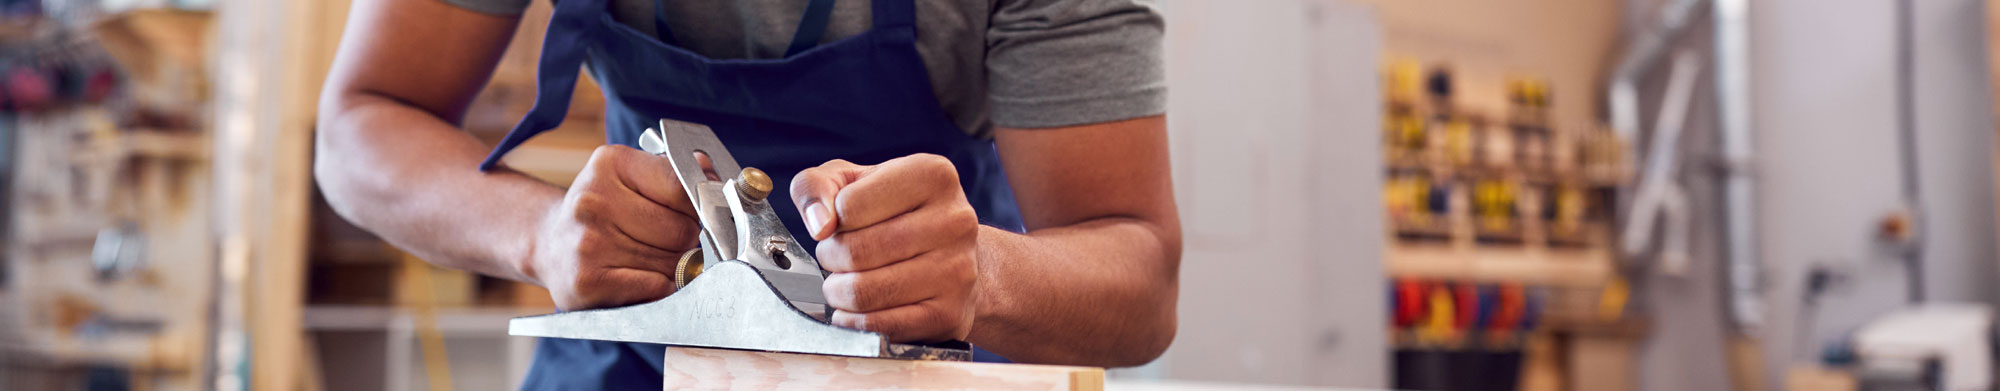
[570, 193, 607, 220]
[573, 230, 610, 256]
[588, 145, 627, 166]
[910, 153, 949, 167]
[946, 206, 978, 227]
[816, 238, 853, 271]
[823, 273, 859, 309]
[912, 155, 958, 186]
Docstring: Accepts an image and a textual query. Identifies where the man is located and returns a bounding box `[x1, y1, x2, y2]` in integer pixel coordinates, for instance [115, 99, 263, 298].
[314, 0, 1179, 388]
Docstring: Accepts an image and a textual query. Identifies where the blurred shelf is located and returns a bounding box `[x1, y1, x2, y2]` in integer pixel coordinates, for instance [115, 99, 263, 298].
[1384, 242, 1613, 287]
[1382, 146, 1629, 187]
[0, 19, 43, 44]
[1537, 313, 1649, 337]
[0, 328, 195, 372]
[1391, 221, 1453, 241]
[69, 127, 207, 163]
[117, 127, 207, 159]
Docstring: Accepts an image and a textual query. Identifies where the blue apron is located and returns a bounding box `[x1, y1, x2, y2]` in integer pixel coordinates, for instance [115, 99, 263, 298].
[478, 0, 1024, 388]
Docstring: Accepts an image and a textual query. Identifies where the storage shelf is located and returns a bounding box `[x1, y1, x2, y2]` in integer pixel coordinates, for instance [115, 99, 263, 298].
[1383, 242, 1613, 287]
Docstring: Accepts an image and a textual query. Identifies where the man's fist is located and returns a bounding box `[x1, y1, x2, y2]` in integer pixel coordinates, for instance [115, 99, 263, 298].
[526, 145, 700, 311]
[791, 154, 980, 342]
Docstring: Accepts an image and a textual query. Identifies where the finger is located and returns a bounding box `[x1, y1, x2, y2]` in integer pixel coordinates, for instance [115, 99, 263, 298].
[574, 225, 677, 274]
[831, 300, 969, 342]
[602, 190, 702, 253]
[821, 249, 969, 312]
[574, 267, 675, 309]
[693, 151, 719, 181]
[568, 179, 701, 254]
[593, 145, 697, 220]
[789, 159, 866, 240]
[814, 205, 977, 273]
[830, 154, 961, 232]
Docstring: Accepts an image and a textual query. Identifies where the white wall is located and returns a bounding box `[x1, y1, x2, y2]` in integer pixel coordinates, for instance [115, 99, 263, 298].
[1909, 0, 2000, 311]
[1750, 0, 1998, 387]
[1612, 1, 2000, 389]
[1154, 1, 2000, 389]
[1149, 0, 1386, 387]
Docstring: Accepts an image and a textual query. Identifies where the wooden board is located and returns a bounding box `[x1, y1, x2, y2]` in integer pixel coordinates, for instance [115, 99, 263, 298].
[660, 347, 1103, 391]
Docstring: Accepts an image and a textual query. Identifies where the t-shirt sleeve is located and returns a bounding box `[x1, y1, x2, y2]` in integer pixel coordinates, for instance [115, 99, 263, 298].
[438, 0, 533, 15]
[985, 0, 1166, 129]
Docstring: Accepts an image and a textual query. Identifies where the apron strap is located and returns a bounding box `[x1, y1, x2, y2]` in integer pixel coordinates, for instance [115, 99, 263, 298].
[783, 0, 838, 56]
[651, 0, 680, 47]
[478, 0, 603, 171]
[871, 0, 914, 29]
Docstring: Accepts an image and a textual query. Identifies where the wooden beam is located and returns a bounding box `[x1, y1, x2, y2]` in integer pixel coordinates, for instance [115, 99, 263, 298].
[661, 347, 1104, 391]
[214, 0, 339, 389]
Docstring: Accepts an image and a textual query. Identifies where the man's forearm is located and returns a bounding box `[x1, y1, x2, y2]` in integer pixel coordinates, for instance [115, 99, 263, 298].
[969, 218, 1180, 367]
[315, 92, 561, 283]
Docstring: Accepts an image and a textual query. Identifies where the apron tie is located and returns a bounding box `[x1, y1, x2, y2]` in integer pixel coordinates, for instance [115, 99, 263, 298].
[784, 0, 839, 57]
[651, 0, 679, 47]
[478, 0, 604, 171]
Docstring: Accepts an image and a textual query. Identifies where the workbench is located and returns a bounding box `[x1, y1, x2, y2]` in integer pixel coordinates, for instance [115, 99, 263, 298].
[658, 346, 1385, 391]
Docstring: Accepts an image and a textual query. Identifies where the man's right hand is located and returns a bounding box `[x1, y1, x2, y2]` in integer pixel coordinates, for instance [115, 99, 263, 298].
[524, 145, 701, 311]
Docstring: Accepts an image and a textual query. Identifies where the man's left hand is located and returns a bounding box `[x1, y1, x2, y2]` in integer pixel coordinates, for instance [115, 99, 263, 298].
[790, 154, 979, 342]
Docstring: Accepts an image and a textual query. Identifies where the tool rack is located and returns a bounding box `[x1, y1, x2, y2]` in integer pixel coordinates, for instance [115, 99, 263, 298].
[1377, 61, 1636, 391]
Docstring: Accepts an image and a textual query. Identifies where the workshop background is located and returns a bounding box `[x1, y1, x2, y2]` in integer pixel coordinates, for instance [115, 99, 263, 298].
[1, 0, 1998, 390]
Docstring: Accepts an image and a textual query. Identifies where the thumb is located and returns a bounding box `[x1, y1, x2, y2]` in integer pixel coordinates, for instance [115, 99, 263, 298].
[790, 159, 866, 240]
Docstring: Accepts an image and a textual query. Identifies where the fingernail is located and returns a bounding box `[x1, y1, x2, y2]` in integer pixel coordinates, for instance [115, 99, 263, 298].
[805, 202, 831, 238]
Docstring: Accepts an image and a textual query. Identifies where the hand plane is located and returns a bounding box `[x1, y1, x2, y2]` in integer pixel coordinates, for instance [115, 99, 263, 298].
[507, 119, 972, 361]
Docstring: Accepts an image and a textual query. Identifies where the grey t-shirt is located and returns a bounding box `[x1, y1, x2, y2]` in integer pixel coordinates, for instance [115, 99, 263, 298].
[442, 0, 1165, 138]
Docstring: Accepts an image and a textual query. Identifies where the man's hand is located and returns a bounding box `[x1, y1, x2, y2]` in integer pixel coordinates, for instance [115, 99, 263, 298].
[791, 154, 980, 342]
[526, 145, 701, 311]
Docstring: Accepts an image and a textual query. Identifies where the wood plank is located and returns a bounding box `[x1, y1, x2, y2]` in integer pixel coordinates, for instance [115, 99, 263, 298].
[660, 347, 1103, 391]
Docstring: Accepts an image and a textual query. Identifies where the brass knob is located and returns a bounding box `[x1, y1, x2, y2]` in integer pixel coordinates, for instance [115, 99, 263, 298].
[737, 167, 773, 201]
[674, 249, 705, 291]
